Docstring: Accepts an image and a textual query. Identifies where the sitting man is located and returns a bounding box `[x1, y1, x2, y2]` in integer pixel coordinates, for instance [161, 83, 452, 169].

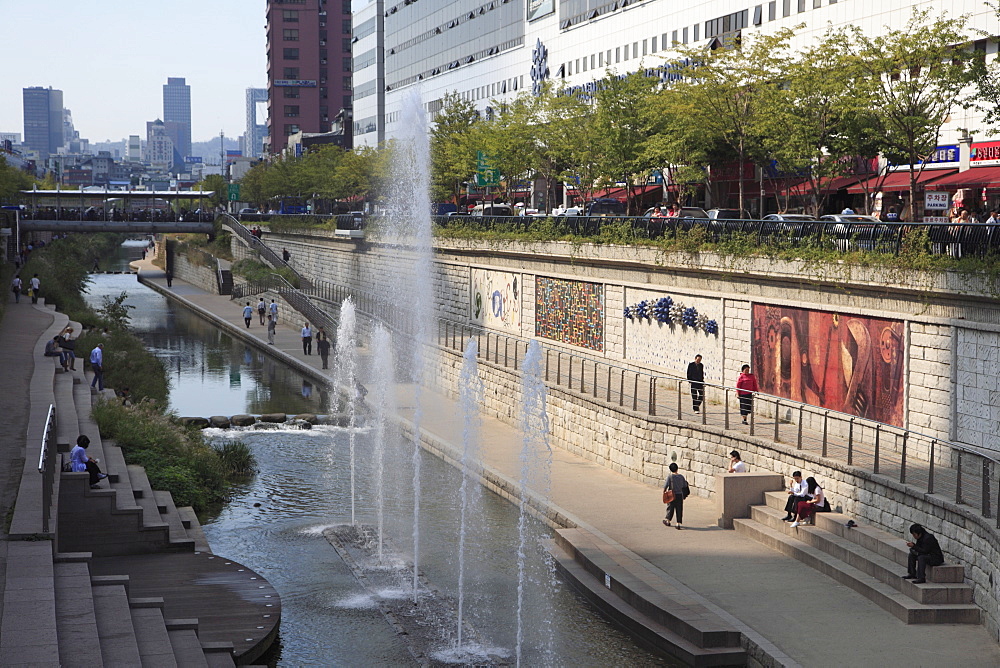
[903, 523, 944, 584]
[782, 471, 809, 522]
[44, 335, 67, 371]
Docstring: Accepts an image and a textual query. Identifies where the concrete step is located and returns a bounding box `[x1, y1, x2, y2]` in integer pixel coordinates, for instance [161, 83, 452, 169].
[54, 370, 78, 451]
[202, 643, 237, 667]
[128, 465, 170, 528]
[167, 622, 210, 668]
[750, 504, 973, 604]
[92, 581, 143, 666]
[54, 560, 104, 667]
[548, 539, 745, 668]
[733, 516, 981, 624]
[154, 490, 194, 545]
[177, 506, 212, 553]
[73, 378, 132, 502]
[130, 599, 178, 667]
[0, 542, 60, 665]
[763, 491, 967, 583]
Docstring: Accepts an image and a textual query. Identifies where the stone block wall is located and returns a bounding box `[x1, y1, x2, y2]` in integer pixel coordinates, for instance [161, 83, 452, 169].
[171, 248, 219, 294]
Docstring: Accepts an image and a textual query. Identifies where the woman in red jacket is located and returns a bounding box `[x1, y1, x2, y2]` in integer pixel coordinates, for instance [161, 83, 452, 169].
[736, 364, 759, 425]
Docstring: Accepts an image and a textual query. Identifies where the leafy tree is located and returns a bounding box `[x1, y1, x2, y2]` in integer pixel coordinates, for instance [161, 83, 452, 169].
[0, 155, 33, 203]
[847, 9, 976, 220]
[195, 174, 227, 208]
[476, 94, 538, 205]
[430, 92, 479, 204]
[532, 83, 593, 212]
[334, 144, 391, 203]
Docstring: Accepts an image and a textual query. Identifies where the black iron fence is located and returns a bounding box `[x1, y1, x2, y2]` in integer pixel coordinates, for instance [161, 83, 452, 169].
[220, 214, 311, 288]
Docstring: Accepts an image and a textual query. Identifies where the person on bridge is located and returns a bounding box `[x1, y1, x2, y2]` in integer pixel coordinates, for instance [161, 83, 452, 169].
[270, 299, 278, 324]
[243, 302, 254, 328]
[736, 364, 759, 425]
[10, 275, 22, 303]
[30, 274, 40, 304]
[90, 343, 105, 391]
[266, 314, 276, 344]
[301, 323, 313, 355]
[257, 298, 267, 325]
[904, 523, 944, 584]
[687, 354, 705, 412]
[70, 435, 108, 488]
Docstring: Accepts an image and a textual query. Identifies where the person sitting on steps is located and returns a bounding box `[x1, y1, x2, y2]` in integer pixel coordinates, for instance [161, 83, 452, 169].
[782, 471, 809, 522]
[70, 435, 108, 488]
[903, 523, 944, 584]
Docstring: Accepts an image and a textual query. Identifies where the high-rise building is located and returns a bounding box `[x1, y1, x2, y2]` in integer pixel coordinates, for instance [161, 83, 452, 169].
[265, 0, 353, 152]
[22, 86, 64, 158]
[144, 119, 174, 171]
[127, 135, 142, 162]
[162, 77, 192, 168]
[245, 87, 268, 159]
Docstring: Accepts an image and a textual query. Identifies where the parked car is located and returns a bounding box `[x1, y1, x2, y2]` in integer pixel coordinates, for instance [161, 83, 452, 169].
[763, 213, 817, 222]
[238, 207, 258, 215]
[819, 214, 887, 251]
[707, 208, 751, 220]
[470, 203, 514, 216]
[587, 198, 628, 217]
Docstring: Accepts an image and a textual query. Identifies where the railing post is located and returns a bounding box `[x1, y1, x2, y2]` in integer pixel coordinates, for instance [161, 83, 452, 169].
[504, 338, 509, 367]
[847, 418, 855, 465]
[702, 389, 707, 425]
[955, 450, 963, 505]
[927, 440, 935, 495]
[619, 369, 625, 407]
[592, 362, 598, 398]
[578, 358, 585, 394]
[822, 411, 829, 458]
[632, 373, 638, 411]
[649, 377, 657, 416]
[749, 404, 755, 436]
[725, 390, 730, 430]
[514, 343, 519, 371]
[900, 431, 908, 484]
[485, 332, 491, 361]
[606, 367, 612, 402]
[797, 405, 804, 450]
[677, 380, 682, 419]
[983, 459, 992, 519]
[545, 349, 549, 381]
[774, 400, 781, 442]
[873, 424, 881, 474]
[557, 352, 562, 385]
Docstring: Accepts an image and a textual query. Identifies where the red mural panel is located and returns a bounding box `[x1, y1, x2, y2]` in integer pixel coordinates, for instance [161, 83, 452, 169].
[751, 305, 905, 426]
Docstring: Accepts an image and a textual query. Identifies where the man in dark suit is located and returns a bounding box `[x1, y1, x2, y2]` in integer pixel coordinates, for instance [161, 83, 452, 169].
[903, 523, 944, 584]
[687, 354, 705, 412]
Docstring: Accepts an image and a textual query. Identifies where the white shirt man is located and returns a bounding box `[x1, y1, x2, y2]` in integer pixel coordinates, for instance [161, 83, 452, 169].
[783, 472, 809, 521]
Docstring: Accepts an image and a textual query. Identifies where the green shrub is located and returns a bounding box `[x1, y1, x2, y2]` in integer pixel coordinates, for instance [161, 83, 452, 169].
[146, 466, 207, 510]
[215, 440, 258, 475]
[76, 329, 168, 405]
[231, 258, 300, 288]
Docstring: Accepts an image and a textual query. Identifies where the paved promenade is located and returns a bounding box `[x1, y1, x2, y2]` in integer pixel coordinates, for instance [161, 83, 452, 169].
[122, 258, 1000, 666]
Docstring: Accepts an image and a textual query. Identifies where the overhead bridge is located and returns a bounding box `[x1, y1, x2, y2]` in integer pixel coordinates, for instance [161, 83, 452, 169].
[19, 219, 215, 234]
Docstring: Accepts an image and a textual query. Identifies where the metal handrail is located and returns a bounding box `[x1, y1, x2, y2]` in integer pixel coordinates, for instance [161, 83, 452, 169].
[220, 214, 311, 287]
[38, 404, 55, 533]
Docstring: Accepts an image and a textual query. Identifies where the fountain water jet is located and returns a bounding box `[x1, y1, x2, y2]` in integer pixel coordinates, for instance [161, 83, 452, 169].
[516, 340, 553, 666]
[456, 338, 485, 648]
[334, 297, 359, 525]
[370, 324, 395, 562]
[383, 87, 435, 602]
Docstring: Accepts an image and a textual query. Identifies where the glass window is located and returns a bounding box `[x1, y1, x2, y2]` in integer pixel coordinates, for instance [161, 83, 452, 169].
[623, 45, 629, 61]
[797, 0, 805, 12]
[283, 67, 299, 78]
[282, 10, 299, 21]
[590, 54, 595, 69]
[615, 47, 620, 63]
[283, 88, 300, 98]
[672, 30, 678, 45]
[343, 19, 351, 34]
[284, 105, 300, 117]
[651, 35, 658, 52]
[693, 25, 699, 41]
[768, 1, 776, 20]
[682, 27, 688, 44]
[598, 51, 603, 66]
[283, 28, 299, 40]
[283, 48, 300, 59]
[582, 57, 587, 72]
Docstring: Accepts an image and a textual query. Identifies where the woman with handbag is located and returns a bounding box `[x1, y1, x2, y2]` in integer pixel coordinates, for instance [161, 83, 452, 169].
[662, 462, 690, 530]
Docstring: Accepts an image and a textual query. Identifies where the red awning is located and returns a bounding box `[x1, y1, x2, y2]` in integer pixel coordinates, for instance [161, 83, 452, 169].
[760, 178, 810, 197]
[922, 165, 1000, 189]
[846, 169, 957, 194]
[588, 184, 662, 202]
[820, 175, 865, 193]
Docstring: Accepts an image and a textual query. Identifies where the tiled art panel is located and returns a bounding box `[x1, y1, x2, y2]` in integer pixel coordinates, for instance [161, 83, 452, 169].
[623, 288, 723, 382]
[470, 268, 522, 335]
[534, 277, 604, 351]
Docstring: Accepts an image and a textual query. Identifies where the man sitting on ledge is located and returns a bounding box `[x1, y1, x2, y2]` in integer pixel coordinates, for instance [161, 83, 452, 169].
[903, 523, 944, 584]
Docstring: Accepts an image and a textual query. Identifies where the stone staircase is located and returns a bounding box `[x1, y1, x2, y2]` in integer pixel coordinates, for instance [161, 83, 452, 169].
[1, 313, 242, 666]
[548, 527, 747, 667]
[734, 491, 981, 625]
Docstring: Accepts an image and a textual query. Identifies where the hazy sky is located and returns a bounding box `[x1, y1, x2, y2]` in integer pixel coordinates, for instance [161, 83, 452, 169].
[0, 0, 267, 144]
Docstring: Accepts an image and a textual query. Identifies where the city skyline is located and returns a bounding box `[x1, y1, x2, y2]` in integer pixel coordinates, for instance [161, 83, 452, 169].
[0, 1, 266, 145]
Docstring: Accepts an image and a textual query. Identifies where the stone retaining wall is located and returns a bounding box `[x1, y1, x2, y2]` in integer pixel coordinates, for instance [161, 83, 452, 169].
[170, 244, 220, 294]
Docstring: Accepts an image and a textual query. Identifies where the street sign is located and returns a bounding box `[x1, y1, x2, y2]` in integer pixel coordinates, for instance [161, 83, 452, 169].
[475, 151, 500, 187]
[228, 183, 241, 202]
[924, 191, 950, 210]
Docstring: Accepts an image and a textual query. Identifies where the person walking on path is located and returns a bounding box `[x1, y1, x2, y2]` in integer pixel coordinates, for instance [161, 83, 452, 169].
[687, 354, 705, 413]
[29, 274, 40, 304]
[662, 462, 690, 530]
[736, 364, 759, 424]
[903, 523, 945, 584]
[282, 248, 291, 263]
[10, 275, 22, 303]
[165, 269, 173, 288]
[242, 302, 254, 328]
[70, 435, 107, 488]
[90, 343, 105, 391]
[257, 297, 267, 325]
[301, 323, 313, 355]
[266, 314, 276, 344]
[316, 331, 331, 369]
[269, 299, 278, 324]
[728, 450, 747, 473]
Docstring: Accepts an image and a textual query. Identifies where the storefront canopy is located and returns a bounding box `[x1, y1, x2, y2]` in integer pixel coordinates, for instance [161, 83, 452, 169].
[922, 165, 1000, 190]
[846, 169, 957, 194]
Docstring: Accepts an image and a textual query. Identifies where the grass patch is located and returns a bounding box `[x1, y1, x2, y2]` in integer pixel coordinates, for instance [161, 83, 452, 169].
[231, 258, 300, 288]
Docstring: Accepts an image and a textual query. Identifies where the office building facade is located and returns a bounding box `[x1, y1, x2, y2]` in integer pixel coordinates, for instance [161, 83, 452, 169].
[265, 0, 353, 152]
[163, 77, 192, 168]
[22, 87, 64, 158]
[354, 0, 999, 150]
[245, 88, 269, 159]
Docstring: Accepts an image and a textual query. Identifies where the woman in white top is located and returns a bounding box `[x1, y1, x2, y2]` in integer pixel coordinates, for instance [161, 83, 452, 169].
[790, 477, 825, 527]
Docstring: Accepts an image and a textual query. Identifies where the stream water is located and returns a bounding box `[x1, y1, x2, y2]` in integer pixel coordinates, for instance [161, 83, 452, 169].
[81, 242, 671, 666]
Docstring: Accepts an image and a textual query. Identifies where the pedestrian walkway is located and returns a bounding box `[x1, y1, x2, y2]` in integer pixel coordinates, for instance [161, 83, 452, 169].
[131, 258, 1000, 668]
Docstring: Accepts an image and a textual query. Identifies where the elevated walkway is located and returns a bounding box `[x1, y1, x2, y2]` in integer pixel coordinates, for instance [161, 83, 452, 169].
[131, 258, 1000, 668]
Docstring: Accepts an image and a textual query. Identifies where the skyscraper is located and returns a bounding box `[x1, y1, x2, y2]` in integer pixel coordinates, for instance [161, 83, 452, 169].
[22, 87, 64, 158]
[245, 88, 268, 159]
[265, 0, 353, 152]
[162, 77, 191, 169]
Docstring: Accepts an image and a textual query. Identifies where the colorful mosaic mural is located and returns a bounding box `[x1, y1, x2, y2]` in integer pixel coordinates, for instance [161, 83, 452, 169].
[470, 268, 522, 335]
[534, 277, 604, 351]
